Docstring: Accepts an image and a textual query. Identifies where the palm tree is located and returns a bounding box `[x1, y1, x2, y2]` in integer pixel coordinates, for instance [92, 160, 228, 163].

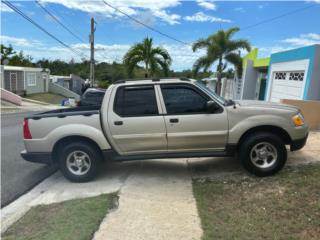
[123, 37, 172, 78]
[192, 27, 251, 95]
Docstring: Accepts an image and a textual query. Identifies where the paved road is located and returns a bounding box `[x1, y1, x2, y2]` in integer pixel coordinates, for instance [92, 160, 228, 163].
[1, 111, 56, 207]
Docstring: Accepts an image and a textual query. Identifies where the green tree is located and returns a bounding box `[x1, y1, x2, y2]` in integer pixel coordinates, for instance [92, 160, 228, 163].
[0, 44, 15, 64]
[123, 37, 172, 78]
[192, 27, 250, 95]
[8, 51, 34, 67]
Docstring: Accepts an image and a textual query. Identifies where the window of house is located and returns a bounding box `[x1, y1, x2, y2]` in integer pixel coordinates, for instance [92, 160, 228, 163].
[161, 85, 208, 114]
[289, 72, 304, 81]
[274, 72, 286, 80]
[114, 86, 158, 117]
[26, 72, 37, 86]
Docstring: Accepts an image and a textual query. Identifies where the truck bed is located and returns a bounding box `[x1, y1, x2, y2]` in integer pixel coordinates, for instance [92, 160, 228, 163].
[26, 106, 101, 120]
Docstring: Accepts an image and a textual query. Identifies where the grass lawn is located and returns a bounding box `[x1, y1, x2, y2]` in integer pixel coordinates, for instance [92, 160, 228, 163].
[2, 194, 117, 240]
[25, 93, 65, 105]
[193, 164, 320, 240]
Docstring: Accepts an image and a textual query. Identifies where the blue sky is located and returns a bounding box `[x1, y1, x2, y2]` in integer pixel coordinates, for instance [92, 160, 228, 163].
[1, 0, 320, 70]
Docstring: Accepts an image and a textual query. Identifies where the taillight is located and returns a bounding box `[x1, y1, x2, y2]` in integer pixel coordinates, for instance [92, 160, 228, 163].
[23, 118, 32, 139]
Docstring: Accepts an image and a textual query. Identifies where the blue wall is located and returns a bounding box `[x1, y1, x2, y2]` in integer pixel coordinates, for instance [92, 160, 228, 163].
[265, 45, 318, 100]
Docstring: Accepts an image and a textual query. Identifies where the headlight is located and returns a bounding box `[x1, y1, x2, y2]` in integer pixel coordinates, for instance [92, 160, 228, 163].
[292, 113, 305, 126]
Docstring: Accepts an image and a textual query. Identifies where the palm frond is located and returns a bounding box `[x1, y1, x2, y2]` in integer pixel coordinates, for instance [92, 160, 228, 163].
[192, 38, 210, 52]
[192, 56, 212, 75]
[224, 52, 243, 77]
[225, 27, 240, 39]
[122, 37, 172, 77]
[227, 39, 251, 52]
[151, 47, 172, 64]
[154, 57, 170, 76]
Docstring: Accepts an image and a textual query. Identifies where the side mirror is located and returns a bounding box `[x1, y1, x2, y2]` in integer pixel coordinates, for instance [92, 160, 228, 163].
[206, 100, 220, 113]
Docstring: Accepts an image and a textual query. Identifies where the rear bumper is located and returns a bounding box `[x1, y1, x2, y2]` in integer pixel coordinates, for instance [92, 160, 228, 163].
[21, 150, 52, 164]
[290, 133, 308, 151]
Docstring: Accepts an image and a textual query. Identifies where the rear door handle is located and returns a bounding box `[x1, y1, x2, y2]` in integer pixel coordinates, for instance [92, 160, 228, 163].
[114, 121, 123, 126]
[169, 118, 179, 123]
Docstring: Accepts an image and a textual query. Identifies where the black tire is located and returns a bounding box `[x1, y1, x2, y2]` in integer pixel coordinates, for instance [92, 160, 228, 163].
[58, 141, 101, 182]
[239, 132, 287, 177]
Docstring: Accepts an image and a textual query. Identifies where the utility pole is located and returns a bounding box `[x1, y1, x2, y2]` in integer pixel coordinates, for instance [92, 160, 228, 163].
[89, 17, 95, 87]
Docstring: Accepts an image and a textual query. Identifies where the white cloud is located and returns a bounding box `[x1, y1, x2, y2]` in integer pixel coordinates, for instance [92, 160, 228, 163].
[301, 33, 320, 40]
[196, 0, 216, 10]
[1, 3, 13, 12]
[258, 46, 293, 57]
[0, 35, 42, 47]
[1, 35, 207, 71]
[184, 12, 231, 23]
[1, 2, 24, 12]
[71, 42, 204, 71]
[281, 33, 320, 47]
[152, 9, 181, 25]
[306, 0, 320, 3]
[257, 33, 320, 58]
[234, 7, 245, 12]
[40, 0, 181, 25]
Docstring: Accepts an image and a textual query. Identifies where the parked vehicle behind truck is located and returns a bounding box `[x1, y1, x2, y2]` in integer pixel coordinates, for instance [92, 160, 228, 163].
[21, 78, 308, 182]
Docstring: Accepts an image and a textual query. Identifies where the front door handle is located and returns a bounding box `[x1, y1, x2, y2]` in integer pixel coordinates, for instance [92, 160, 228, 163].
[169, 118, 179, 123]
[114, 121, 123, 126]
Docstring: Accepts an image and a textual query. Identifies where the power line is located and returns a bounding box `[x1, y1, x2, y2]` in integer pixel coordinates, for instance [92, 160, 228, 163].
[43, 3, 87, 41]
[34, 1, 108, 62]
[2, 0, 88, 59]
[101, 0, 190, 46]
[240, 4, 317, 31]
[35, 0, 85, 43]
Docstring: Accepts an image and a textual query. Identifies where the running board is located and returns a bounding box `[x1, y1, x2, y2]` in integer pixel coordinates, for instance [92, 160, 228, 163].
[103, 146, 236, 162]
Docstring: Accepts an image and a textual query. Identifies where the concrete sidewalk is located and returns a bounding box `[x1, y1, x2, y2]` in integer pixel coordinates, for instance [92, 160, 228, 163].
[93, 159, 202, 240]
[1, 162, 132, 233]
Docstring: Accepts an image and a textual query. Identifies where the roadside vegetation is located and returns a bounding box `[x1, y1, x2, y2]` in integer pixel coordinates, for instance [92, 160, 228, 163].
[25, 93, 65, 105]
[1, 26, 251, 93]
[2, 193, 117, 240]
[192, 27, 251, 94]
[193, 164, 320, 240]
[123, 37, 172, 78]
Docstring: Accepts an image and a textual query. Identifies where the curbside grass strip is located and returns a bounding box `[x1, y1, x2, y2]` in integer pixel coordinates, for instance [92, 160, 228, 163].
[192, 163, 320, 240]
[1, 193, 118, 240]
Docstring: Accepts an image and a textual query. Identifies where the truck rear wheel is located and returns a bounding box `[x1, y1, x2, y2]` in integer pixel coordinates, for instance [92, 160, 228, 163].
[239, 132, 287, 176]
[58, 142, 101, 182]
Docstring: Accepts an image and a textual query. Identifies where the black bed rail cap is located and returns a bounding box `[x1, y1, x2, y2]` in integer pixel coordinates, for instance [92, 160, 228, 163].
[113, 77, 191, 84]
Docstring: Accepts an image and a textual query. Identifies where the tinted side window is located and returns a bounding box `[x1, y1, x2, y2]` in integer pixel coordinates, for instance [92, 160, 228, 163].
[86, 92, 105, 100]
[114, 86, 158, 117]
[84, 92, 104, 99]
[161, 85, 208, 114]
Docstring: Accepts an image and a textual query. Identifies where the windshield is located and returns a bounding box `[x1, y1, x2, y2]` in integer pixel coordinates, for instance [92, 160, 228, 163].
[195, 81, 227, 105]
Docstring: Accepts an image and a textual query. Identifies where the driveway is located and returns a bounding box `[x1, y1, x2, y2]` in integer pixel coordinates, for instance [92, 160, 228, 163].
[1, 111, 56, 207]
[2, 131, 319, 237]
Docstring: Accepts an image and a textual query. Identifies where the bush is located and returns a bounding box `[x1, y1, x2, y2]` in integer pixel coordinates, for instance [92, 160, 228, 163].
[97, 81, 110, 89]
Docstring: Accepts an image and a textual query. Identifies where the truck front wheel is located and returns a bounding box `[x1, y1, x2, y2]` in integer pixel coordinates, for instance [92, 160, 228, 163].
[239, 132, 287, 176]
[58, 142, 101, 182]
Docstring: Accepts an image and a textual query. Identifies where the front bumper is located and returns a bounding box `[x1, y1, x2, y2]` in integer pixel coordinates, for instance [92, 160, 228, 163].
[21, 150, 52, 164]
[290, 133, 308, 151]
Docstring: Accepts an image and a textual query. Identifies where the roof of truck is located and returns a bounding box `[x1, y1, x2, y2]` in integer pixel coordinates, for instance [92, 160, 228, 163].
[112, 77, 195, 85]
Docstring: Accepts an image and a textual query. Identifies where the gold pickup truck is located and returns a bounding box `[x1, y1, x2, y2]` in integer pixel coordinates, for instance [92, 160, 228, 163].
[21, 78, 309, 182]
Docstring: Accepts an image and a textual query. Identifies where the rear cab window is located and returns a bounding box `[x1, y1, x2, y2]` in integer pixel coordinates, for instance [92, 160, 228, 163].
[114, 85, 158, 117]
